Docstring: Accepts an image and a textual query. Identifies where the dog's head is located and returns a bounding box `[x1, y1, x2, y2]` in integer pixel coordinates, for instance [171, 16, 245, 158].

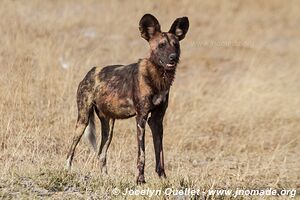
[139, 14, 189, 71]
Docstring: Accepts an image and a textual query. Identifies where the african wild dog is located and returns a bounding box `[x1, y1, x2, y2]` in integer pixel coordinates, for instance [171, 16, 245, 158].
[66, 14, 189, 184]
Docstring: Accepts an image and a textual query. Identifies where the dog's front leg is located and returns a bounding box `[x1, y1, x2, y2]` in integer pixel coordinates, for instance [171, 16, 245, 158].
[136, 113, 148, 184]
[148, 97, 168, 178]
[148, 113, 167, 178]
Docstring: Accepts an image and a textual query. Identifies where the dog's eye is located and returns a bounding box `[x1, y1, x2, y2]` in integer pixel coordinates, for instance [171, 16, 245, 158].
[158, 42, 166, 49]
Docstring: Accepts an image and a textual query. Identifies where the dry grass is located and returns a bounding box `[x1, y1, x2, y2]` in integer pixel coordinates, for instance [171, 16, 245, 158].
[0, 0, 299, 199]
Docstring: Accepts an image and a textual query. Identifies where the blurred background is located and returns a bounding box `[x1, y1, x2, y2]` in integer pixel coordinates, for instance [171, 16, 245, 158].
[0, 0, 299, 198]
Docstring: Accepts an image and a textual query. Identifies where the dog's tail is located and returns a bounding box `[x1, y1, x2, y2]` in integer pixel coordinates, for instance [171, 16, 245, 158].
[84, 107, 97, 151]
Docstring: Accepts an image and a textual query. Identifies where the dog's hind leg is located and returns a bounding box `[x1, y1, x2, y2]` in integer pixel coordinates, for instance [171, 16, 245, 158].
[66, 82, 94, 170]
[95, 111, 115, 174]
[66, 104, 93, 170]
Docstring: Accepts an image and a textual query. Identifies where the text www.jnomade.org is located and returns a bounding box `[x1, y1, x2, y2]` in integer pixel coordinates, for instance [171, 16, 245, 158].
[111, 187, 297, 198]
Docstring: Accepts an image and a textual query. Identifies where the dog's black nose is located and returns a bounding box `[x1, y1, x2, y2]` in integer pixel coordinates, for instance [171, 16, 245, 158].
[169, 53, 177, 61]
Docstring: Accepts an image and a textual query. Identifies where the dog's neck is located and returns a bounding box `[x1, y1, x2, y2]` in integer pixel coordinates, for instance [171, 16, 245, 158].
[142, 58, 176, 91]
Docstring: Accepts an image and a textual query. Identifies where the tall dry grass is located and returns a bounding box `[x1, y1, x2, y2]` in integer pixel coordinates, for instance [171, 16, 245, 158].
[0, 0, 299, 199]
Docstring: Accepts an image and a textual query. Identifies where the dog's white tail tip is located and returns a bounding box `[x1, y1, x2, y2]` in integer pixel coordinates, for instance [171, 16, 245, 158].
[84, 114, 97, 151]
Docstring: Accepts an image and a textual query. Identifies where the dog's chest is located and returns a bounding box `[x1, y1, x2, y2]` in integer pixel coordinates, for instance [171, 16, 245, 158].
[152, 90, 169, 105]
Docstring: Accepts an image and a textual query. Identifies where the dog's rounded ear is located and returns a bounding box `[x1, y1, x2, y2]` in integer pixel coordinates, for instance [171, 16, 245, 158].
[169, 17, 189, 41]
[139, 14, 161, 41]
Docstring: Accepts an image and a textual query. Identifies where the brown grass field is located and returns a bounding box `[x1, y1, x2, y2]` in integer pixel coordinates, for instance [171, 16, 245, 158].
[0, 0, 299, 199]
